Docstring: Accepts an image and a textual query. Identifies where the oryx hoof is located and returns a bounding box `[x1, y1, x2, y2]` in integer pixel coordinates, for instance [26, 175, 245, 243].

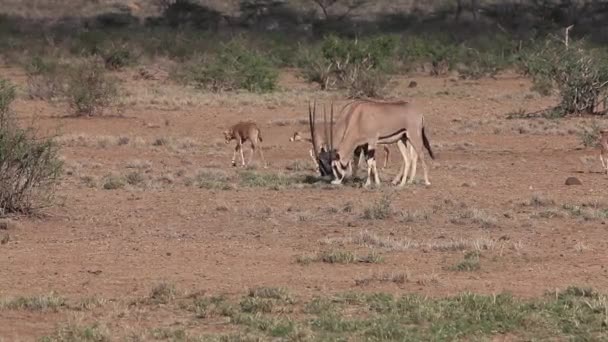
[424, 181, 431, 186]
[331, 180, 343, 185]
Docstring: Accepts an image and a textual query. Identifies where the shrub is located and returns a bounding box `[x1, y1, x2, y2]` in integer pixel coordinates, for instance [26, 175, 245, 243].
[103, 43, 137, 70]
[0, 79, 62, 216]
[577, 121, 602, 147]
[301, 35, 396, 98]
[66, 60, 119, 116]
[185, 39, 278, 93]
[24, 56, 65, 100]
[522, 38, 608, 116]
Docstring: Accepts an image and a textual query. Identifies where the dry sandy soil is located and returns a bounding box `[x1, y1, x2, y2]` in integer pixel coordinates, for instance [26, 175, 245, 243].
[1, 65, 608, 340]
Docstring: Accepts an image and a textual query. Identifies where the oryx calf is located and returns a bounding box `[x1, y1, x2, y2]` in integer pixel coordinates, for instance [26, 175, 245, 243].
[223, 122, 267, 168]
[327, 100, 435, 187]
[600, 129, 608, 174]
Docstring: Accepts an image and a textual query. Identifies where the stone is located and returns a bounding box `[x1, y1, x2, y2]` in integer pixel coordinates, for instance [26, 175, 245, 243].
[565, 177, 582, 185]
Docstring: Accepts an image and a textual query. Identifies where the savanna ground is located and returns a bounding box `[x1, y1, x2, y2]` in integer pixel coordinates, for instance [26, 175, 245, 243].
[2, 1, 608, 341]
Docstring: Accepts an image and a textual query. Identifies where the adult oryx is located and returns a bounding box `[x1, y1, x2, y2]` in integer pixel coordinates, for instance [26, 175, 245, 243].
[310, 100, 434, 187]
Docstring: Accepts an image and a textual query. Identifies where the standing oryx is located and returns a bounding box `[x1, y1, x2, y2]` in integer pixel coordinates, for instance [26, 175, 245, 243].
[309, 100, 434, 187]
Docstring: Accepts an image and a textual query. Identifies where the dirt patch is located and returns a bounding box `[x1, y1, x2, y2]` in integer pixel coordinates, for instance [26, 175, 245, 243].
[2, 67, 608, 339]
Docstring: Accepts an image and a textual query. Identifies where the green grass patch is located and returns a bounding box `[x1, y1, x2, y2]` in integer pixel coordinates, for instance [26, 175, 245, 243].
[0, 293, 65, 311]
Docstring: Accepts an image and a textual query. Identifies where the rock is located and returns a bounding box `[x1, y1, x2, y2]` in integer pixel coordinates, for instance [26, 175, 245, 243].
[565, 177, 582, 185]
[408, 81, 418, 88]
[1, 233, 9, 245]
[0, 219, 16, 230]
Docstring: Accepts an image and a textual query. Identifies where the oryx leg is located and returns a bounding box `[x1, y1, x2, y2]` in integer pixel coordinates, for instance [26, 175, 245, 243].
[353, 145, 366, 179]
[406, 143, 418, 183]
[601, 152, 608, 174]
[364, 148, 376, 188]
[232, 144, 240, 167]
[393, 139, 410, 186]
[408, 131, 431, 186]
[382, 145, 390, 169]
[372, 157, 380, 185]
[239, 141, 246, 167]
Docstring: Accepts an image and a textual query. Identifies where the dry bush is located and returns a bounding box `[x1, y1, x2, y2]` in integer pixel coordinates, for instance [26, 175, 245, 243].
[66, 59, 120, 116]
[522, 37, 608, 116]
[0, 79, 62, 216]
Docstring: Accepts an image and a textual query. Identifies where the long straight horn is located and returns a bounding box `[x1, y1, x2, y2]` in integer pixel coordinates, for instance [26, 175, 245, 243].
[309, 100, 319, 159]
[330, 101, 334, 153]
[323, 104, 329, 152]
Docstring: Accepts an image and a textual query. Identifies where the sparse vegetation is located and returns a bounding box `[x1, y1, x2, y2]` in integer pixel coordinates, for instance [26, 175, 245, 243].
[297, 249, 383, 265]
[40, 322, 109, 342]
[3, 284, 608, 341]
[0, 293, 65, 311]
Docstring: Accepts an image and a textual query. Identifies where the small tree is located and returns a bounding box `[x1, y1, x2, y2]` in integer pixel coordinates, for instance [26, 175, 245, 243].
[301, 35, 396, 98]
[522, 37, 608, 116]
[0, 79, 62, 216]
[66, 60, 119, 116]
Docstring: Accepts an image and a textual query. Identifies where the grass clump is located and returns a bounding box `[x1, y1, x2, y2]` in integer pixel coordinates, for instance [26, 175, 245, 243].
[101, 175, 125, 190]
[125, 171, 146, 186]
[0, 293, 65, 311]
[196, 169, 232, 190]
[0, 79, 62, 216]
[449, 251, 481, 272]
[66, 60, 119, 116]
[40, 322, 109, 342]
[361, 194, 393, 220]
[148, 282, 177, 304]
[298, 250, 384, 265]
[238, 170, 298, 189]
[185, 295, 233, 319]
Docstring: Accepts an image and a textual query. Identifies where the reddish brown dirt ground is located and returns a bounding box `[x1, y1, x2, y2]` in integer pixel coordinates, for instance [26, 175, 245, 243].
[1, 66, 608, 340]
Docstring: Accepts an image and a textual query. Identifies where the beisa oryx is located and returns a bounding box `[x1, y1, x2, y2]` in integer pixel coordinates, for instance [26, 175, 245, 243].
[309, 100, 435, 187]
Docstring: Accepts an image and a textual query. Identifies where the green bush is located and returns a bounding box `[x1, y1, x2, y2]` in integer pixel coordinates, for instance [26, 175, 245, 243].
[184, 39, 278, 93]
[66, 60, 120, 116]
[522, 38, 608, 116]
[301, 35, 396, 98]
[0, 79, 62, 216]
